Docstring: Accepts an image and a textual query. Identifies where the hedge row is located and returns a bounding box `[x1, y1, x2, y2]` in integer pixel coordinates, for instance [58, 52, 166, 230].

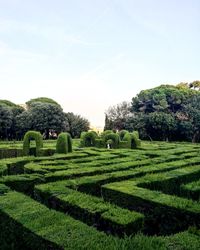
[0, 148, 23, 159]
[102, 180, 200, 235]
[180, 180, 200, 201]
[56, 132, 73, 154]
[0, 185, 120, 250]
[23, 131, 43, 156]
[40, 155, 200, 182]
[48, 157, 200, 197]
[80, 130, 141, 149]
[0, 174, 44, 195]
[3, 184, 194, 250]
[138, 164, 200, 198]
[35, 182, 144, 236]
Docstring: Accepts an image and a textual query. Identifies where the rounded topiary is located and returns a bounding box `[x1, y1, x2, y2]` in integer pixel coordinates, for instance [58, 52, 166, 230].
[23, 131, 43, 156]
[123, 132, 141, 149]
[118, 130, 128, 140]
[101, 130, 113, 138]
[104, 133, 119, 149]
[81, 131, 97, 147]
[132, 131, 139, 140]
[56, 132, 72, 154]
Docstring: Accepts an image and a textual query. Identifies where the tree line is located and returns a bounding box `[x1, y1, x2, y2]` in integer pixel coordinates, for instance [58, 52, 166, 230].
[104, 81, 200, 142]
[0, 97, 90, 140]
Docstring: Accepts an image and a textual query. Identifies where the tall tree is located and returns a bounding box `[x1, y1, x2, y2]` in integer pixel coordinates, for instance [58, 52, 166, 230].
[104, 101, 131, 131]
[0, 105, 13, 139]
[65, 112, 90, 138]
[129, 84, 200, 141]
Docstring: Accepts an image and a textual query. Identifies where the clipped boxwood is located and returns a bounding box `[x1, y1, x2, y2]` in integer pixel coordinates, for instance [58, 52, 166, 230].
[123, 132, 141, 149]
[101, 130, 113, 139]
[118, 130, 128, 141]
[56, 132, 72, 154]
[80, 131, 97, 147]
[104, 133, 119, 149]
[95, 139, 104, 148]
[23, 131, 43, 156]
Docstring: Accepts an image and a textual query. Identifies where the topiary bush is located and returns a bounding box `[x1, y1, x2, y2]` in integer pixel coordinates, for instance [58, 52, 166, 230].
[95, 139, 104, 148]
[104, 133, 120, 149]
[123, 132, 141, 149]
[80, 131, 97, 147]
[118, 130, 128, 141]
[56, 132, 73, 154]
[101, 130, 113, 139]
[23, 131, 43, 156]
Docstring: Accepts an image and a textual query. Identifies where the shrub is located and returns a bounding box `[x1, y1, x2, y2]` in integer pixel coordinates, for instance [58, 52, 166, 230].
[0, 148, 23, 159]
[80, 131, 97, 147]
[101, 130, 113, 139]
[23, 131, 43, 156]
[133, 131, 140, 139]
[119, 141, 129, 148]
[104, 133, 119, 149]
[56, 132, 72, 154]
[95, 139, 104, 148]
[118, 130, 128, 140]
[123, 132, 141, 149]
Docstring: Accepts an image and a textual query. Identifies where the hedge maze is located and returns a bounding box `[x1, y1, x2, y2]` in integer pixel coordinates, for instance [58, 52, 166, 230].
[0, 142, 200, 249]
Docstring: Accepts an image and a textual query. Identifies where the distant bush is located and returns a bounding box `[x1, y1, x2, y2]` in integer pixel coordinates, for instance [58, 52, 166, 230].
[80, 131, 97, 147]
[118, 130, 128, 140]
[123, 132, 141, 149]
[104, 133, 119, 149]
[56, 132, 73, 154]
[23, 131, 43, 156]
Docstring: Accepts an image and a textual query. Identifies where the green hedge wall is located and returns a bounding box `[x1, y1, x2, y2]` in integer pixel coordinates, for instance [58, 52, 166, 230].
[0, 148, 23, 159]
[23, 131, 43, 156]
[104, 133, 119, 149]
[56, 132, 73, 154]
[118, 130, 128, 140]
[123, 132, 141, 149]
[80, 131, 97, 147]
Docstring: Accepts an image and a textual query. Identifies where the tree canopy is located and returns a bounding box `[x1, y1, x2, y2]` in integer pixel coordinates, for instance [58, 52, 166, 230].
[26, 97, 61, 108]
[105, 82, 200, 142]
[65, 112, 90, 138]
[0, 97, 90, 140]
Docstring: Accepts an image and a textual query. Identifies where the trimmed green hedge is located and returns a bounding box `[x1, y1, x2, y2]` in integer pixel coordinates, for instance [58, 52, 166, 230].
[123, 132, 141, 149]
[0, 148, 23, 159]
[35, 182, 144, 236]
[104, 133, 120, 149]
[80, 131, 97, 147]
[118, 130, 128, 140]
[180, 180, 200, 201]
[102, 179, 200, 235]
[23, 131, 43, 156]
[56, 132, 73, 154]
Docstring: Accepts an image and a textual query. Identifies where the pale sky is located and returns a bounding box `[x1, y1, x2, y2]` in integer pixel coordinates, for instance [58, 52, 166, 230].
[0, 0, 200, 127]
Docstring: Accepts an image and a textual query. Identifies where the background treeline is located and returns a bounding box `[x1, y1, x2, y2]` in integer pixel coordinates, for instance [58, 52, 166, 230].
[0, 97, 89, 140]
[105, 81, 200, 142]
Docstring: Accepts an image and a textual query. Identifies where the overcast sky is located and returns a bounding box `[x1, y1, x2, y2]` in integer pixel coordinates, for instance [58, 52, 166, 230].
[0, 0, 200, 127]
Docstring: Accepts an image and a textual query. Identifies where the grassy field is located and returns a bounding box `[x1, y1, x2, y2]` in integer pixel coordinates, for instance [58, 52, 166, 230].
[0, 140, 200, 249]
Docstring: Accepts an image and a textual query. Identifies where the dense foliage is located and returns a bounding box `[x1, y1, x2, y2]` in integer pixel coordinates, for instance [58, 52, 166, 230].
[56, 132, 73, 154]
[65, 112, 90, 138]
[80, 130, 141, 149]
[104, 101, 131, 131]
[105, 81, 200, 142]
[0, 97, 90, 140]
[0, 142, 200, 249]
[23, 131, 43, 156]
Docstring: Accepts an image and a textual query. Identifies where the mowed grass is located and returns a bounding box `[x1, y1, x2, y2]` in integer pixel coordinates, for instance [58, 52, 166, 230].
[0, 140, 200, 249]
